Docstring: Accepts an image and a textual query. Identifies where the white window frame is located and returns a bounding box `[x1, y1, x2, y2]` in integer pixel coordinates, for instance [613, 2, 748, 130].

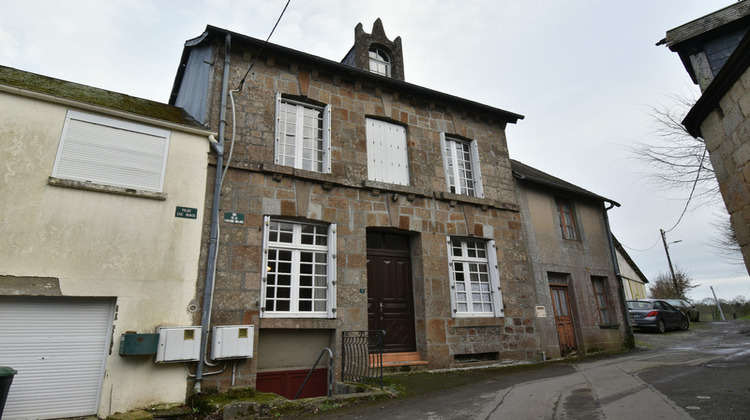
[274, 93, 331, 173]
[51, 110, 171, 192]
[446, 237, 503, 318]
[260, 216, 337, 318]
[440, 133, 484, 197]
[368, 46, 391, 77]
[365, 118, 410, 185]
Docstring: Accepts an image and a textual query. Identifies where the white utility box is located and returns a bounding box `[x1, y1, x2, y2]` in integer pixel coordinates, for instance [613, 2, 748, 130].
[155, 326, 201, 363]
[211, 325, 254, 359]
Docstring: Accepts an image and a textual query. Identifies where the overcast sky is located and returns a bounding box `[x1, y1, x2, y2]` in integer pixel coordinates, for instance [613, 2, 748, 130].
[2, 0, 747, 302]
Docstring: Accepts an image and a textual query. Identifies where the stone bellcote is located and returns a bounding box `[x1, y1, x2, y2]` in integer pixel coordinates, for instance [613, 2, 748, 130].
[341, 18, 405, 81]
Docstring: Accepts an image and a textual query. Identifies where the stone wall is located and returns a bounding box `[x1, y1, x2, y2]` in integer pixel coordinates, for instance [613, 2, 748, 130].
[699, 65, 750, 273]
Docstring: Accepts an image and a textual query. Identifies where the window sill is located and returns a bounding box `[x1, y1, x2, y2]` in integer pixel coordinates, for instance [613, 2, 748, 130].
[598, 324, 620, 330]
[48, 177, 167, 200]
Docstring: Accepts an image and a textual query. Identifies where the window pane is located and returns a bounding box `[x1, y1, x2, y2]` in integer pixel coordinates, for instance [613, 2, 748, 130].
[276, 100, 326, 172]
[264, 218, 332, 316]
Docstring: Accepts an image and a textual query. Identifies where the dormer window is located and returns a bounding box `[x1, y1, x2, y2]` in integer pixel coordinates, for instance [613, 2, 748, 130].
[368, 46, 391, 77]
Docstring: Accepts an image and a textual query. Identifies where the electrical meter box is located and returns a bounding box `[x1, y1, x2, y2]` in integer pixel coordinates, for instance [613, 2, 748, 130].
[211, 325, 254, 359]
[119, 333, 159, 356]
[155, 326, 201, 363]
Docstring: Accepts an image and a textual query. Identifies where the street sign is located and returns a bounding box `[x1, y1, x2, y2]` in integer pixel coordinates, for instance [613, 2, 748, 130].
[224, 212, 245, 224]
[175, 206, 198, 219]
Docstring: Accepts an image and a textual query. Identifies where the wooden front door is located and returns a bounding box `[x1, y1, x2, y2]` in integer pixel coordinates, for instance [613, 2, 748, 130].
[550, 285, 577, 355]
[367, 231, 416, 353]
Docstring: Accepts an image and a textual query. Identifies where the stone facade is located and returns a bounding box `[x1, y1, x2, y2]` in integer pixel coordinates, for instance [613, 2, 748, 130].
[173, 24, 540, 392]
[692, 64, 750, 272]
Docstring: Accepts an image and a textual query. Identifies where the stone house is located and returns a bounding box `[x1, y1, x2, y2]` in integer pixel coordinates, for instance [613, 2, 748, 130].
[659, 1, 750, 274]
[170, 20, 542, 397]
[511, 160, 631, 358]
[0, 65, 213, 418]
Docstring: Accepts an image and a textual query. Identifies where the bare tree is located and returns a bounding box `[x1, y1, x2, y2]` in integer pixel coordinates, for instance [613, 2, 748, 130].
[633, 94, 741, 262]
[648, 267, 698, 299]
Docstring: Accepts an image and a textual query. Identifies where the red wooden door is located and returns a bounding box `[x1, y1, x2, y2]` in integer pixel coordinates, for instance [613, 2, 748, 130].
[550, 285, 577, 355]
[367, 232, 415, 352]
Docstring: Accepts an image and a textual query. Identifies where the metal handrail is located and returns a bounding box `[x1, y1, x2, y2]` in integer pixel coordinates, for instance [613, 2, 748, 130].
[293, 347, 334, 400]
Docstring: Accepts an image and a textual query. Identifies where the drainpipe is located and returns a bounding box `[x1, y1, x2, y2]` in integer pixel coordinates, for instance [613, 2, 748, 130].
[194, 33, 231, 394]
[603, 201, 635, 349]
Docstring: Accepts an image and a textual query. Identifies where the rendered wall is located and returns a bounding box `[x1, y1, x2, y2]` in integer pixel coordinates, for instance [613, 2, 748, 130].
[515, 181, 627, 358]
[0, 91, 210, 416]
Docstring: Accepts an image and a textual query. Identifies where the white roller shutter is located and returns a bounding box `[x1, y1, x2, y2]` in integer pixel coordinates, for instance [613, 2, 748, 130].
[0, 297, 115, 420]
[52, 110, 171, 192]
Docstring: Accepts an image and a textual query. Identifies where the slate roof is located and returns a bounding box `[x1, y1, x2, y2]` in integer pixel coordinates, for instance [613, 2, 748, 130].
[170, 25, 525, 125]
[0, 65, 207, 130]
[510, 159, 619, 207]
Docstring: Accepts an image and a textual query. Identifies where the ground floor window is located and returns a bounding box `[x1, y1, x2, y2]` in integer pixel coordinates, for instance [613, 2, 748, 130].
[260, 216, 337, 318]
[446, 237, 503, 317]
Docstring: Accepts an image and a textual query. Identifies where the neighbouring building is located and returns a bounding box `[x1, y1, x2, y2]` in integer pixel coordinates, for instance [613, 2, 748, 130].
[0, 66, 214, 418]
[510, 160, 631, 358]
[659, 1, 750, 274]
[613, 237, 649, 300]
[170, 20, 542, 397]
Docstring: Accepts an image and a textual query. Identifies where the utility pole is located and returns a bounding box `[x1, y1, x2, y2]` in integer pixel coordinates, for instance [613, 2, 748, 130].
[660, 229, 680, 296]
[710, 286, 726, 321]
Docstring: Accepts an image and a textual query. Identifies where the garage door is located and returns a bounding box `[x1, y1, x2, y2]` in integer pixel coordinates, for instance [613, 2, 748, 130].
[0, 297, 115, 420]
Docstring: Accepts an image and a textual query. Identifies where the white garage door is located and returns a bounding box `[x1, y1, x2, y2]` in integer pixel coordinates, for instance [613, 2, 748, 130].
[0, 297, 115, 420]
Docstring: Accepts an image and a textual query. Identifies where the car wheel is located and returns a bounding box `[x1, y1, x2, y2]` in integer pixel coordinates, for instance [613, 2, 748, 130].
[680, 317, 690, 331]
[657, 319, 666, 334]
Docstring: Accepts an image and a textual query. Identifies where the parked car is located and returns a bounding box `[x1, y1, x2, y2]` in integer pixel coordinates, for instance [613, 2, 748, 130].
[627, 299, 689, 333]
[665, 299, 700, 322]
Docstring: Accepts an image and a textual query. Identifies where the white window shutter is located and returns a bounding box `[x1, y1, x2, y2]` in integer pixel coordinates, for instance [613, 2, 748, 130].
[323, 104, 332, 173]
[470, 140, 484, 198]
[327, 223, 337, 318]
[259, 215, 271, 318]
[487, 240, 504, 317]
[439, 132, 452, 193]
[52, 111, 170, 192]
[274, 92, 282, 165]
[445, 236, 458, 317]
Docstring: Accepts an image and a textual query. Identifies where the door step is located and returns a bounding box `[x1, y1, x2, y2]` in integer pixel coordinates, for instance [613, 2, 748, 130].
[370, 351, 429, 372]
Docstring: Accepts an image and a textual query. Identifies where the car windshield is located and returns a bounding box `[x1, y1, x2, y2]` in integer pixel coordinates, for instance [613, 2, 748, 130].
[627, 301, 652, 310]
[665, 299, 685, 307]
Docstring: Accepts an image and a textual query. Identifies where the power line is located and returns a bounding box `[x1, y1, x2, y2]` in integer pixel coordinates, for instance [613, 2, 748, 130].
[621, 235, 661, 252]
[236, 0, 292, 92]
[664, 147, 707, 233]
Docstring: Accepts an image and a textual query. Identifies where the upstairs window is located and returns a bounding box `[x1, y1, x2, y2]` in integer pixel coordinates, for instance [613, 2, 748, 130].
[274, 93, 331, 173]
[446, 237, 503, 318]
[366, 118, 409, 185]
[440, 134, 483, 197]
[368, 46, 391, 77]
[591, 276, 611, 324]
[260, 216, 337, 318]
[51, 110, 170, 192]
[555, 197, 578, 240]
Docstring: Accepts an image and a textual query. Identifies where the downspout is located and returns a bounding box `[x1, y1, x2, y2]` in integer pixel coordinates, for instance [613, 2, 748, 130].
[603, 201, 635, 349]
[194, 33, 231, 394]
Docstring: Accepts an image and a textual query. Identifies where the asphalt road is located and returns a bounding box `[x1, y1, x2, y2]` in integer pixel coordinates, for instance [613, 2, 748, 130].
[312, 320, 750, 419]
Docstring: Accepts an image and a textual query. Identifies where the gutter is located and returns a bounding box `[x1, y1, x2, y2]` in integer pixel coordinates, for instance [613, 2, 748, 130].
[603, 201, 635, 348]
[194, 33, 231, 394]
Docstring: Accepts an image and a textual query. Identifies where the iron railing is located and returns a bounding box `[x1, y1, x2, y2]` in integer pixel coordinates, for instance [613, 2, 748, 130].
[293, 347, 334, 400]
[341, 330, 385, 388]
